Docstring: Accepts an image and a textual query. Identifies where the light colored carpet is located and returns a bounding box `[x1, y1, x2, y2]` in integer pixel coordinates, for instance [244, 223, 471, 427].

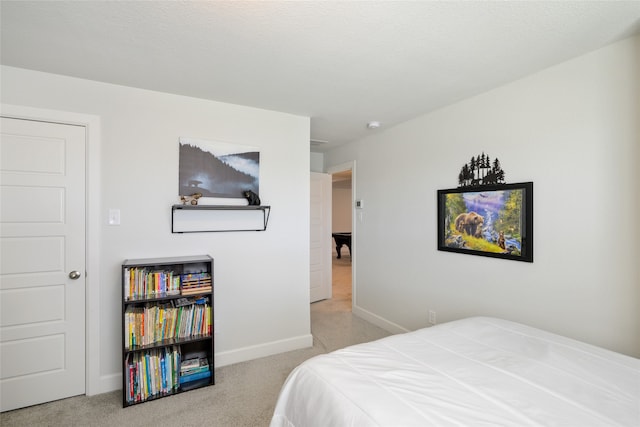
[1, 252, 391, 426]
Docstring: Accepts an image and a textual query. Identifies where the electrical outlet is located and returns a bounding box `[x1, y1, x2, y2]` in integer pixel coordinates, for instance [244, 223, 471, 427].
[428, 310, 436, 325]
[214, 319, 219, 334]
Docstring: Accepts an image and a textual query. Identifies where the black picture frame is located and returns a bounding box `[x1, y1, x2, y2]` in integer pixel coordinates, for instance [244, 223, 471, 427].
[437, 182, 533, 262]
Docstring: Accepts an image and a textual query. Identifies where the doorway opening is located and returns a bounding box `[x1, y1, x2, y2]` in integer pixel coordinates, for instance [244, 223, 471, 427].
[330, 167, 353, 312]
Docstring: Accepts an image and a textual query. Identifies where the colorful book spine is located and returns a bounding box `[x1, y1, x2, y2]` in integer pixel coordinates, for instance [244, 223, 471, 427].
[124, 268, 183, 300]
[124, 346, 183, 404]
[179, 369, 211, 384]
[125, 300, 211, 350]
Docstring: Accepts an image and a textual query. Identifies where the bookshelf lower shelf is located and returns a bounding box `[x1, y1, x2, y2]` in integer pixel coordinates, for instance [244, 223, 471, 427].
[123, 342, 215, 407]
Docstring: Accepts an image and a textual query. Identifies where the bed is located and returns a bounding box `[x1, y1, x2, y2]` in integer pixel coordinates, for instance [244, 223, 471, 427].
[270, 317, 640, 426]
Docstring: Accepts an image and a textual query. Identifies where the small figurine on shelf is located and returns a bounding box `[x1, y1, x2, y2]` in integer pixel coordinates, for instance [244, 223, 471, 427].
[180, 193, 202, 205]
[242, 190, 261, 206]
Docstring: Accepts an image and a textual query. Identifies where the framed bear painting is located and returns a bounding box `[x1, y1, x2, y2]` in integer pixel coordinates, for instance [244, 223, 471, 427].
[437, 182, 533, 262]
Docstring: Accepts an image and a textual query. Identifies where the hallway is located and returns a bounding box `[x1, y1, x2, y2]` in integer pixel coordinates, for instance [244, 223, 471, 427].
[312, 249, 351, 312]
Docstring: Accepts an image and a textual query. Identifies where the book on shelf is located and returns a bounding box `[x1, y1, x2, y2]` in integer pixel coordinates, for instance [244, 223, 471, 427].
[179, 354, 210, 384]
[123, 267, 182, 300]
[180, 272, 212, 295]
[181, 354, 208, 370]
[174, 296, 208, 306]
[179, 369, 211, 384]
[124, 267, 212, 300]
[181, 272, 211, 284]
[180, 364, 210, 376]
[124, 297, 211, 349]
[181, 286, 212, 296]
[125, 346, 181, 404]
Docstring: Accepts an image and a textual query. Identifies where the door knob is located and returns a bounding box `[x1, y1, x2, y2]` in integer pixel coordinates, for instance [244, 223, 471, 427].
[69, 270, 82, 280]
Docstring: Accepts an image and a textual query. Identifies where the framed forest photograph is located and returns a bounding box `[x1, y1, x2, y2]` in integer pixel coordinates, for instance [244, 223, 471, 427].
[178, 137, 260, 205]
[437, 182, 533, 262]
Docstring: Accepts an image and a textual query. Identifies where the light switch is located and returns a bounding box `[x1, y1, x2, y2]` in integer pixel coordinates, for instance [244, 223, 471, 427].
[108, 209, 121, 225]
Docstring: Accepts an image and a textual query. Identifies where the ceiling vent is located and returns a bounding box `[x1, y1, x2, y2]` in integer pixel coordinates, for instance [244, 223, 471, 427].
[310, 139, 329, 147]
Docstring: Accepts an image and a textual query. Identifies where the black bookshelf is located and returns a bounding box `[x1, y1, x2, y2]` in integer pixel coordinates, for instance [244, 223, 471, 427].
[121, 255, 214, 407]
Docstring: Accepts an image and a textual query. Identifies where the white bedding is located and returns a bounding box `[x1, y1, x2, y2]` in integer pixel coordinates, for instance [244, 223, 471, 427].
[271, 317, 640, 427]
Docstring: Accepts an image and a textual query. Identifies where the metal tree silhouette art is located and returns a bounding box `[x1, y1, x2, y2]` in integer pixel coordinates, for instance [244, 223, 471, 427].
[457, 152, 506, 188]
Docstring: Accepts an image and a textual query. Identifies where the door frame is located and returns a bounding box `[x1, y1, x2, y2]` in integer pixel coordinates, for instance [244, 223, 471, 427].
[1, 104, 103, 396]
[326, 161, 356, 308]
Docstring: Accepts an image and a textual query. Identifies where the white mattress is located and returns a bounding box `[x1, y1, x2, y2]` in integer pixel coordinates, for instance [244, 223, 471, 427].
[271, 317, 640, 427]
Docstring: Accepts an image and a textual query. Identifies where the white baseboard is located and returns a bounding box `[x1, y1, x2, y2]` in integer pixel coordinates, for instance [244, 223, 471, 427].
[87, 373, 121, 396]
[352, 304, 410, 335]
[94, 334, 313, 393]
[90, 313, 401, 394]
[90, 314, 398, 395]
[214, 334, 313, 367]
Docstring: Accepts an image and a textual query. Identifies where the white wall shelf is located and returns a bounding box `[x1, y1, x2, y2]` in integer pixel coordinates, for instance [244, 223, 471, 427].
[171, 205, 271, 233]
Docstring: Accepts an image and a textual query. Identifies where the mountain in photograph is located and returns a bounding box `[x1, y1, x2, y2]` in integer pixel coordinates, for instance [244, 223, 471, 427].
[218, 152, 260, 180]
[179, 143, 259, 198]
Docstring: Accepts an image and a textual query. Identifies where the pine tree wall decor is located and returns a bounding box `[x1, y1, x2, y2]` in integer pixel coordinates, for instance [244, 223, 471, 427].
[457, 152, 506, 188]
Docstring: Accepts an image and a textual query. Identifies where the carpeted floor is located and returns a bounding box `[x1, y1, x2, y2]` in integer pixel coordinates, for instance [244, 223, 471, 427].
[1, 251, 391, 427]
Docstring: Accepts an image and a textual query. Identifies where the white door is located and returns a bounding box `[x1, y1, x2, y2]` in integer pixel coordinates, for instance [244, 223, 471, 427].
[0, 117, 86, 412]
[310, 172, 331, 302]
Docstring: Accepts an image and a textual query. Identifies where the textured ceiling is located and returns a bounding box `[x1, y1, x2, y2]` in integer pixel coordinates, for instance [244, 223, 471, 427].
[2, 1, 639, 152]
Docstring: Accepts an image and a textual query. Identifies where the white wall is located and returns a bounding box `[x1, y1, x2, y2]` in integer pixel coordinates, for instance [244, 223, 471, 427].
[325, 35, 640, 357]
[310, 152, 324, 172]
[1, 66, 312, 393]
